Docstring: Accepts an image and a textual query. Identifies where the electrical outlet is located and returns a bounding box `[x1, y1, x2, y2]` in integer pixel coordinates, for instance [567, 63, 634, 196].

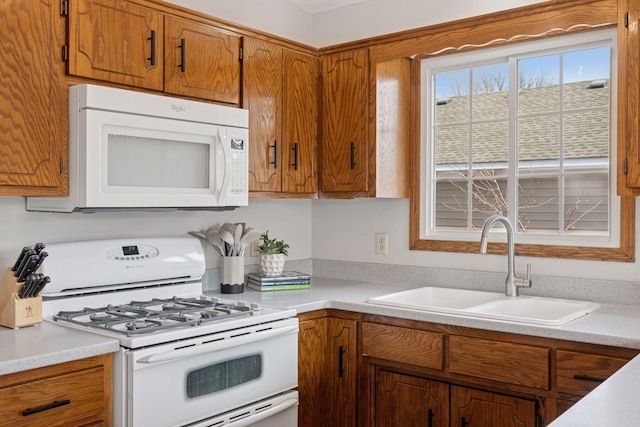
[250, 240, 260, 257]
[376, 233, 388, 255]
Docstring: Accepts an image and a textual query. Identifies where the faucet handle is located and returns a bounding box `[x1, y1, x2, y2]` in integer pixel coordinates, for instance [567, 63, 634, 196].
[514, 264, 533, 290]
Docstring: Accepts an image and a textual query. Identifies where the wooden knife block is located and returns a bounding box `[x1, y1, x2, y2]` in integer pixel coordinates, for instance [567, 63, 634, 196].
[0, 267, 42, 328]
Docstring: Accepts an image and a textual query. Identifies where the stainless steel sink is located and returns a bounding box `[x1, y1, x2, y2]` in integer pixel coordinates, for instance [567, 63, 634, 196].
[366, 287, 600, 326]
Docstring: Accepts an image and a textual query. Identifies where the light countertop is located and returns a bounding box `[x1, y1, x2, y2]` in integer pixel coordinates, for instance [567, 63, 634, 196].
[211, 277, 640, 350]
[210, 277, 640, 427]
[0, 321, 119, 376]
[2, 277, 638, 426]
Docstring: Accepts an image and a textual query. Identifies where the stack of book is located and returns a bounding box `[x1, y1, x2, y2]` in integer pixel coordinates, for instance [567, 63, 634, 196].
[247, 271, 311, 292]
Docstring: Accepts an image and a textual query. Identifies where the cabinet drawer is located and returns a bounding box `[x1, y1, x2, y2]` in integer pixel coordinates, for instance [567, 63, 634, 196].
[0, 366, 106, 426]
[556, 350, 629, 395]
[449, 335, 550, 390]
[361, 322, 444, 369]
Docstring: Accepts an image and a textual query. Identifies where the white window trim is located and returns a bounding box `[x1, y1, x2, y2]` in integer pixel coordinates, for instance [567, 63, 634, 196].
[419, 28, 619, 248]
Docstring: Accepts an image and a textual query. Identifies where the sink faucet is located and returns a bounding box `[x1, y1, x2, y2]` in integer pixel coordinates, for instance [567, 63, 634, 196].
[478, 215, 532, 297]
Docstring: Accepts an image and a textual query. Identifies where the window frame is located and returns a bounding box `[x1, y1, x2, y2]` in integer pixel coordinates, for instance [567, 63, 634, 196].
[422, 30, 618, 247]
[408, 20, 635, 262]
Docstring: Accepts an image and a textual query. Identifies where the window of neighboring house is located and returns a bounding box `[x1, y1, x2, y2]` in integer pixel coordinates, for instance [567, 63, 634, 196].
[419, 29, 620, 251]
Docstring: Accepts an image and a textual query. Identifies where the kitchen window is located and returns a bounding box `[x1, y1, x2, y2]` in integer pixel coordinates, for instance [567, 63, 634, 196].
[414, 28, 634, 261]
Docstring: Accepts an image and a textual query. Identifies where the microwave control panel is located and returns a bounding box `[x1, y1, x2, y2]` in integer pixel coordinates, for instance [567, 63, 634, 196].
[230, 138, 246, 196]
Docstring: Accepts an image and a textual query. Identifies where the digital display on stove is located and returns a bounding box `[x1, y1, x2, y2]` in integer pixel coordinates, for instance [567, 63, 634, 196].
[122, 245, 140, 256]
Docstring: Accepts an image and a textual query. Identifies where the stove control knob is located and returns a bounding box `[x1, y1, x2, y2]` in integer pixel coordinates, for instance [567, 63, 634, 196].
[237, 301, 248, 307]
[250, 303, 261, 310]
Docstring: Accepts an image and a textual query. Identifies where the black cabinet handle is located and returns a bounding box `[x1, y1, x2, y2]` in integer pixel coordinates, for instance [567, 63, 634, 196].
[178, 38, 186, 72]
[350, 142, 356, 170]
[148, 30, 156, 66]
[461, 416, 468, 427]
[338, 345, 346, 377]
[428, 408, 434, 427]
[23, 399, 71, 416]
[291, 143, 299, 170]
[573, 374, 606, 383]
[270, 140, 279, 169]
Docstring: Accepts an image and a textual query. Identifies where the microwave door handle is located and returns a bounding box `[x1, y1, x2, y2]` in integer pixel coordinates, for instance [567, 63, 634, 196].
[136, 325, 298, 364]
[215, 130, 230, 204]
[221, 397, 298, 427]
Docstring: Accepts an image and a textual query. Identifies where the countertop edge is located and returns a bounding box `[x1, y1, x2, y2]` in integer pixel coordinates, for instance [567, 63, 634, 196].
[0, 322, 120, 376]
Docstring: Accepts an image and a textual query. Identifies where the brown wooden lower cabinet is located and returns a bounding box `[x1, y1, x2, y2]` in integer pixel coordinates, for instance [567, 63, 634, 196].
[451, 385, 536, 427]
[372, 369, 536, 427]
[298, 311, 639, 427]
[375, 370, 449, 427]
[0, 354, 112, 427]
[298, 313, 357, 427]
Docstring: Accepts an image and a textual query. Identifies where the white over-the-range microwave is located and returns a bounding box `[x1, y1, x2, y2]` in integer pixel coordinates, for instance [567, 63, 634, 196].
[27, 84, 249, 212]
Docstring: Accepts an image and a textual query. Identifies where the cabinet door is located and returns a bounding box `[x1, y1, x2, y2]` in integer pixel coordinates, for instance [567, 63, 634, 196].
[243, 38, 283, 192]
[328, 318, 357, 427]
[282, 50, 318, 194]
[620, 0, 640, 190]
[298, 318, 328, 427]
[0, 0, 66, 195]
[67, 0, 163, 90]
[375, 370, 449, 427]
[164, 15, 240, 104]
[321, 49, 368, 193]
[451, 386, 537, 427]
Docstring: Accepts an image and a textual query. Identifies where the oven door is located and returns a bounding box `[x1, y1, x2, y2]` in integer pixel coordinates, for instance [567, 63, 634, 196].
[188, 391, 298, 427]
[126, 318, 298, 427]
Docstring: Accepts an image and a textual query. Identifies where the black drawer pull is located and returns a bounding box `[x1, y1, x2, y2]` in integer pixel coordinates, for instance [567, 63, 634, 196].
[338, 345, 346, 377]
[350, 142, 356, 169]
[573, 374, 606, 383]
[270, 140, 279, 169]
[23, 399, 71, 416]
[178, 38, 186, 72]
[148, 30, 156, 65]
[291, 142, 299, 170]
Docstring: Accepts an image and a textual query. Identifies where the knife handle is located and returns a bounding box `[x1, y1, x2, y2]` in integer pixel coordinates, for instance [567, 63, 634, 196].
[17, 255, 39, 283]
[12, 247, 31, 272]
[32, 276, 50, 298]
[31, 251, 48, 273]
[33, 242, 45, 255]
[18, 275, 36, 299]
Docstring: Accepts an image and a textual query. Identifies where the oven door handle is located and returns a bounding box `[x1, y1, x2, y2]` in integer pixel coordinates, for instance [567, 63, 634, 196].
[226, 397, 298, 427]
[136, 325, 298, 364]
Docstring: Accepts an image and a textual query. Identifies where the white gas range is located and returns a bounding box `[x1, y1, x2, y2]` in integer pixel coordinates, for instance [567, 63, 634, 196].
[40, 237, 299, 427]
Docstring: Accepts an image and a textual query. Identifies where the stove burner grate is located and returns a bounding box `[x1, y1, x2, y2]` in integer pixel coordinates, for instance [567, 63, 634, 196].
[53, 296, 259, 336]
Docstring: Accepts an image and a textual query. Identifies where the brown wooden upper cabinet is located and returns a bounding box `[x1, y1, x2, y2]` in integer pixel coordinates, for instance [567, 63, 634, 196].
[619, 0, 640, 194]
[320, 49, 411, 198]
[0, 0, 66, 196]
[67, 0, 164, 91]
[164, 15, 241, 104]
[67, 0, 241, 104]
[320, 49, 369, 195]
[243, 38, 317, 195]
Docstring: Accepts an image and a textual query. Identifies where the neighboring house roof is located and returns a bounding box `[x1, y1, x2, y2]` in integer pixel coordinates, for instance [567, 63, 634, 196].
[434, 80, 610, 165]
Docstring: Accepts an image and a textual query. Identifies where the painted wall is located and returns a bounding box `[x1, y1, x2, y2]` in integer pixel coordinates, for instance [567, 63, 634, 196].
[162, 0, 314, 45]
[2, 0, 635, 292]
[163, 0, 547, 47]
[311, 198, 640, 283]
[0, 197, 312, 272]
[311, 0, 548, 46]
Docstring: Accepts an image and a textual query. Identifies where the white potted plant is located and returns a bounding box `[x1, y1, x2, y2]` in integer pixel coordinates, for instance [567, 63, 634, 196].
[257, 231, 289, 276]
